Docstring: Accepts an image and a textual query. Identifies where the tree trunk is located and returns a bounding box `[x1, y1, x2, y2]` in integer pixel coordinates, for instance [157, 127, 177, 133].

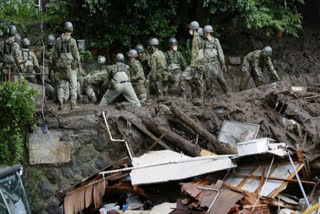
[131, 121, 173, 151]
[141, 117, 201, 157]
[170, 103, 237, 154]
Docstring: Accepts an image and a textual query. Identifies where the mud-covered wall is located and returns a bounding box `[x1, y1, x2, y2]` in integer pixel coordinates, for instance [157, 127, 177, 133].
[25, 107, 155, 213]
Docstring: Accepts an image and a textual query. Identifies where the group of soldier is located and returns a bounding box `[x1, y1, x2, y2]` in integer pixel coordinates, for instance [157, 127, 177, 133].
[0, 20, 281, 110]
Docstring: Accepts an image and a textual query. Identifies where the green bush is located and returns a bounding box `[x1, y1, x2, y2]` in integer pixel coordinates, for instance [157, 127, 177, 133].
[80, 50, 93, 63]
[0, 81, 37, 165]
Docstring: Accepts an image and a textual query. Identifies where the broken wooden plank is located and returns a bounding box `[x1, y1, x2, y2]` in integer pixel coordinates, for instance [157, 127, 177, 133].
[145, 131, 167, 153]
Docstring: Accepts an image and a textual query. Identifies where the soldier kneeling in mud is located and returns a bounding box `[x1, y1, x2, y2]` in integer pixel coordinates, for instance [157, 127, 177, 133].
[240, 46, 280, 91]
[82, 56, 111, 103]
[99, 53, 141, 107]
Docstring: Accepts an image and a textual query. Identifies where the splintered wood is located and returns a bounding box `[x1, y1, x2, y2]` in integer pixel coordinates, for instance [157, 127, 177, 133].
[64, 179, 105, 214]
[173, 180, 276, 214]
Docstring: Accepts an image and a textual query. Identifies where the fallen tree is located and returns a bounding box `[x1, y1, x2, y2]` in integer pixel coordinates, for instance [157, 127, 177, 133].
[141, 117, 201, 157]
[171, 103, 237, 154]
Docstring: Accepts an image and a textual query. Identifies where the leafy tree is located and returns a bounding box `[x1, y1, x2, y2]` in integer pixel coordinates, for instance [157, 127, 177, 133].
[203, 0, 303, 37]
[71, 0, 178, 49]
[0, 0, 41, 33]
[0, 81, 37, 165]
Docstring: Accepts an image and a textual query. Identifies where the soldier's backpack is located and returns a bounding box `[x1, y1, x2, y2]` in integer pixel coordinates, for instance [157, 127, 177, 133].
[21, 49, 34, 73]
[2, 40, 16, 65]
[166, 53, 180, 73]
[56, 35, 73, 68]
[198, 38, 218, 62]
[155, 50, 167, 71]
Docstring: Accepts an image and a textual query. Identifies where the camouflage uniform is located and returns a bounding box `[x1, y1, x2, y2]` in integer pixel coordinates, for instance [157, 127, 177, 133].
[197, 37, 230, 93]
[181, 35, 203, 97]
[129, 59, 147, 102]
[20, 48, 40, 83]
[150, 49, 168, 97]
[77, 68, 86, 100]
[240, 50, 280, 91]
[83, 69, 109, 102]
[99, 62, 141, 107]
[0, 37, 22, 81]
[139, 52, 151, 76]
[138, 51, 151, 98]
[40, 46, 55, 99]
[164, 50, 187, 94]
[53, 33, 80, 105]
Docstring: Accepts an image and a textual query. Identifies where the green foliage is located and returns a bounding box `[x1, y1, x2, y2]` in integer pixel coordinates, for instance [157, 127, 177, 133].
[43, 0, 69, 34]
[80, 50, 93, 63]
[0, 81, 37, 165]
[78, 0, 178, 48]
[203, 0, 303, 37]
[23, 167, 46, 212]
[0, 0, 41, 32]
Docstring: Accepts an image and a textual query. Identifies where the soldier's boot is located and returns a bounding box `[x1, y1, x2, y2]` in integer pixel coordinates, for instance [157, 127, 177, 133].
[163, 82, 168, 99]
[139, 93, 147, 103]
[71, 100, 80, 110]
[58, 100, 64, 110]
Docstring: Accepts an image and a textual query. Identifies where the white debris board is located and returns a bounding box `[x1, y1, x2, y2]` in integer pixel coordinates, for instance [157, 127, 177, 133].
[130, 150, 236, 185]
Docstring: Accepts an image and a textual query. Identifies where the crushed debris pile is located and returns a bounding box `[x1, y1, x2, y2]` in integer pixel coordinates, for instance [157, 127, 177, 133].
[56, 80, 320, 214]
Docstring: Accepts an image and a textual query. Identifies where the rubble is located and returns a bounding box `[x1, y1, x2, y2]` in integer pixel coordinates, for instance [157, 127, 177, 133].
[44, 80, 320, 214]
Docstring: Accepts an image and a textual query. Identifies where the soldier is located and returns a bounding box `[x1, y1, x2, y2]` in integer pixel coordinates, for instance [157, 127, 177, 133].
[135, 44, 151, 100]
[99, 53, 141, 107]
[240, 46, 280, 91]
[53, 21, 81, 110]
[127, 49, 147, 102]
[15, 33, 21, 45]
[164, 37, 187, 94]
[188, 21, 203, 98]
[83, 56, 109, 102]
[0, 25, 23, 81]
[20, 38, 40, 83]
[40, 34, 56, 99]
[198, 25, 230, 94]
[149, 38, 168, 98]
[135, 44, 150, 75]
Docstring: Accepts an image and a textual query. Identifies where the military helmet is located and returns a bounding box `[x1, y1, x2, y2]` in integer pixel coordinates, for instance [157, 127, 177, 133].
[135, 44, 144, 53]
[15, 33, 21, 43]
[149, 38, 159, 46]
[64, 22, 73, 32]
[97, 55, 106, 64]
[262, 46, 272, 57]
[9, 25, 17, 36]
[203, 25, 213, 33]
[116, 53, 125, 62]
[168, 37, 178, 45]
[22, 38, 31, 48]
[197, 27, 203, 37]
[47, 34, 56, 45]
[188, 21, 199, 30]
[127, 49, 138, 58]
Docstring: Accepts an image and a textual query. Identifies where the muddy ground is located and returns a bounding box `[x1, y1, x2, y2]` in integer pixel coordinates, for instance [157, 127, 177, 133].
[26, 28, 320, 214]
